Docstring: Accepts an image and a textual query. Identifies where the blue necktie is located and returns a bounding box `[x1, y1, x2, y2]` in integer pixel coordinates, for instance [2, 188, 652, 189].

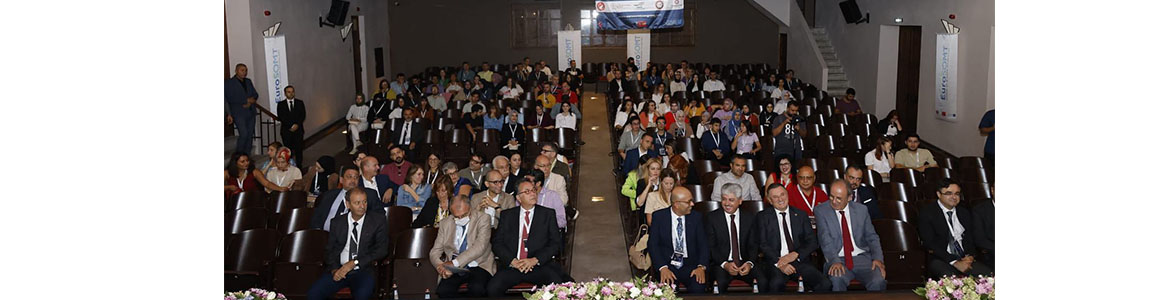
[675, 217, 685, 253]
[946, 211, 966, 257]
[457, 224, 469, 254]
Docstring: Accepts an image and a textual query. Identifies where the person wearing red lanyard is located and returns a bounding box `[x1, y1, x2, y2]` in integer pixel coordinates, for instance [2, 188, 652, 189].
[786, 166, 828, 215]
[764, 156, 796, 189]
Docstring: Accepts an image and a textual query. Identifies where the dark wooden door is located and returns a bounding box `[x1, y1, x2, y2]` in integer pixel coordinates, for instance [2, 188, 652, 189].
[351, 16, 363, 94]
[895, 26, 921, 134]
[779, 33, 788, 72]
[797, 0, 816, 27]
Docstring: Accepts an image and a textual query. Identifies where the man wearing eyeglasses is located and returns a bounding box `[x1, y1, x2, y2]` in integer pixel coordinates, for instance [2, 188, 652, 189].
[540, 143, 571, 182]
[486, 181, 568, 297]
[471, 170, 516, 228]
[534, 155, 568, 207]
[918, 178, 991, 279]
[459, 154, 491, 192]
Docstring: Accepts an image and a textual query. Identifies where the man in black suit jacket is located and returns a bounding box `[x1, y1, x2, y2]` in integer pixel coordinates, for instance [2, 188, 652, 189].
[918, 179, 992, 279]
[845, 165, 882, 220]
[358, 156, 396, 204]
[486, 181, 567, 297]
[389, 109, 425, 160]
[705, 183, 759, 293]
[971, 186, 994, 269]
[312, 165, 384, 230]
[649, 186, 709, 294]
[756, 183, 831, 293]
[277, 85, 306, 164]
[306, 188, 390, 300]
[608, 73, 635, 97]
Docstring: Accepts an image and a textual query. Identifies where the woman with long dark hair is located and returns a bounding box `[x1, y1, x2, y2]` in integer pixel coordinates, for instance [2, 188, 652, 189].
[225, 152, 283, 198]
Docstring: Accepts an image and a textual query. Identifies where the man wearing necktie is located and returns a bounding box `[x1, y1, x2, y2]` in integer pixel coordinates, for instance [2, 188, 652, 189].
[756, 183, 831, 293]
[814, 180, 886, 291]
[430, 195, 496, 298]
[844, 165, 882, 220]
[486, 181, 567, 297]
[306, 188, 389, 300]
[918, 179, 992, 279]
[705, 183, 759, 294]
[277, 85, 306, 164]
[311, 165, 383, 230]
[648, 186, 709, 293]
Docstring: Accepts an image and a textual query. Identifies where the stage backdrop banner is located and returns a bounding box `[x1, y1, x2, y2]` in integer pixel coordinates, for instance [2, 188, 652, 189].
[263, 35, 290, 110]
[595, 0, 684, 30]
[935, 33, 959, 122]
[557, 30, 582, 72]
[627, 29, 650, 71]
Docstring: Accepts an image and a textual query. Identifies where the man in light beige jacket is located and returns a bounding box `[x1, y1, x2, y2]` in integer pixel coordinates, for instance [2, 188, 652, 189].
[429, 195, 496, 298]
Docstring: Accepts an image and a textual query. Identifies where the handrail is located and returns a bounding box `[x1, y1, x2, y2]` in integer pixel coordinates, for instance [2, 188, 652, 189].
[252, 104, 280, 154]
[255, 104, 279, 119]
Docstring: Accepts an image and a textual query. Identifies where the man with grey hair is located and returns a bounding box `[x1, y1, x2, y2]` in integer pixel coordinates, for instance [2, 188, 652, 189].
[431, 195, 496, 298]
[711, 154, 762, 201]
[814, 179, 886, 291]
[705, 183, 759, 293]
[444, 162, 474, 197]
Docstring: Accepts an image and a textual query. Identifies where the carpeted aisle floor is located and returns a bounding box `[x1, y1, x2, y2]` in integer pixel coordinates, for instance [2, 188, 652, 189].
[568, 91, 633, 282]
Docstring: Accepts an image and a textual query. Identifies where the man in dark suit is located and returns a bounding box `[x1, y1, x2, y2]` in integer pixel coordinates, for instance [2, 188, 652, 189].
[486, 181, 567, 297]
[226, 64, 259, 155]
[525, 108, 554, 130]
[608, 72, 635, 97]
[918, 179, 992, 279]
[705, 183, 759, 293]
[622, 134, 658, 175]
[539, 143, 572, 182]
[700, 119, 732, 166]
[649, 186, 709, 294]
[277, 85, 306, 164]
[844, 165, 882, 220]
[358, 156, 396, 205]
[756, 183, 831, 293]
[971, 185, 994, 269]
[311, 165, 384, 230]
[563, 59, 583, 91]
[390, 108, 425, 160]
[306, 188, 390, 300]
[814, 179, 886, 291]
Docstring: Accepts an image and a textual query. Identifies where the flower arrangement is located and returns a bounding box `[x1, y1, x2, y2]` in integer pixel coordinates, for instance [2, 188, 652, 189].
[913, 276, 995, 300]
[523, 275, 682, 300]
[224, 288, 287, 300]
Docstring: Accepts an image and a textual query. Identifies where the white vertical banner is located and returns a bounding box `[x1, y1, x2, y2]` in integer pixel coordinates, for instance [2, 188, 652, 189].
[935, 33, 959, 122]
[263, 35, 290, 110]
[627, 29, 650, 71]
[557, 30, 582, 72]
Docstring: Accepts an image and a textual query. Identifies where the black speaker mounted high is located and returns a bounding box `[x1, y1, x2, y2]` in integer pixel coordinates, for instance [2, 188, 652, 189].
[838, 0, 869, 24]
[319, 0, 350, 27]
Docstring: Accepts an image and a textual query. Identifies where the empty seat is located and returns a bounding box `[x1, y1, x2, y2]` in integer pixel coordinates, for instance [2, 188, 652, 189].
[392, 228, 441, 297]
[877, 200, 916, 224]
[694, 201, 722, 215]
[957, 167, 989, 183]
[225, 228, 280, 292]
[877, 182, 913, 203]
[271, 229, 329, 299]
[442, 129, 473, 160]
[228, 191, 268, 212]
[815, 135, 842, 157]
[862, 169, 882, 188]
[922, 168, 953, 187]
[871, 219, 925, 287]
[685, 185, 711, 203]
[960, 181, 992, 202]
[473, 129, 501, 159]
[384, 206, 414, 237]
[554, 128, 578, 156]
[824, 156, 851, 172]
[958, 156, 985, 170]
[692, 159, 721, 175]
[276, 207, 314, 236]
[889, 168, 925, 188]
[751, 170, 769, 189]
[814, 169, 841, 186]
[799, 157, 823, 172]
[702, 171, 726, 186]
[227, 208, 268, 235]
[740, 200, 766, 215]
[268, 191, 308, 216]
[678, 138, 702, 161]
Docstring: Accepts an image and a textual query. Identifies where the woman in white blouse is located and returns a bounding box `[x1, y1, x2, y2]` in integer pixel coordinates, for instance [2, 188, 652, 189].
[864, 136, 895, 178]
[345, 93, 370, 154]
[555, 102, 577, 130]
[613, 98, 637, 131]
[498, 77, 524, 100]
[264, 147, 301, 192]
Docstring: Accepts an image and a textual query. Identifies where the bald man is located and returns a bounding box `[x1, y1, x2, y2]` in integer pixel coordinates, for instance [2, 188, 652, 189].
[470, 170, 517, 228]
[648, 187, 709, 294]
[534, 155, 569, 205]
[358, 156, 395, 204]
[786, 166, 827, 215]
[814, 180, 886, 291]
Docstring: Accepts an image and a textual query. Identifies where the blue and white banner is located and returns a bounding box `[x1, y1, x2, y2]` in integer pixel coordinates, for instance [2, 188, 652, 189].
[595, 0, 684, 30]
[557, 30, 582, 72]
[935, 33, 959, 122]
[263, 35, 290, 110]
[627, 30, 650, 71]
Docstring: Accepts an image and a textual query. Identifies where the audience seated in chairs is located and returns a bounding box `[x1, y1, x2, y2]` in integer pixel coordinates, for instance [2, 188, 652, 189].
[311, 165, 384, 231]
[844, 164, 883, 220]
[814, 180, 887, 292]
[471, 170, 517, 229]
[264, 149, 302, 194]
[306, 188, 390, 300]
[705, 183, 760, 293]
[414, 174, 454, 228]
[396, 165, 433, 218]
[225, 152, 284, 199]
[443, 162, 474, 197]
[525, 170, 566, 229]
[378, 145, 413, 187]
[358, 156, 395, 205]
[788, 166, 828, 215]
[648, 186, 709, 294]
[430, 195, 496, 298]
[621, 155, 661, 213]
[756, 183, 832, 293]
[918, 178, 993, 279]
[616, 118, 645, 160]
[644, 169, 679, 226]
[894, 134, 937, 172]
[486, 180, 570, 297]
[539, 143, 572, 182]
[700, 119, 732, 166]
[763, 155, 795, 189]
[710, 155, 762, 201]
[534, 155, 569, 208]
[622, 133, 658, 175]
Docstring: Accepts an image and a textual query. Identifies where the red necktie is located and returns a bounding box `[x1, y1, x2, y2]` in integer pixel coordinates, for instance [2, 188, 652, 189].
[519, 211, 531, 259]
[839, 211, 854, 269]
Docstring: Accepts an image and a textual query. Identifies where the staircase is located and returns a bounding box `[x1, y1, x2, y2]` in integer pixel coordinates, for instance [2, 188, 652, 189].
[810, 27, 850, 98]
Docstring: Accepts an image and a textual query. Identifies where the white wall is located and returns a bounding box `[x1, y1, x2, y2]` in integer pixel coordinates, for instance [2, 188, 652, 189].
[874, 25, 899, 116]
[748, 0, 791, 26]
[227, 0, 389, 135]
[782, 0, 827, 90]
[816, 0, 994, 156]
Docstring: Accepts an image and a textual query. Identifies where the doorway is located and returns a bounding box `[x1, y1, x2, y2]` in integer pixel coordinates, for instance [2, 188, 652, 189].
[895, 25, 921, 134]
[351, 15, 363, 95]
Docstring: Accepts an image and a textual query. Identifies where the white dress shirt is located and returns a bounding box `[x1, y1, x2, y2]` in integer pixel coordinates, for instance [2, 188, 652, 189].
[833, 205, 866, 257]
[670, 210, 688, 258]
[721, 210, 752, 267]
[938, 201, 966, 262]
[555, 113, 576, 130]
[516, 206, 535, 259]
[339, 213, 366, 266]
[703, 80, 726, 92]
[362, 175, 379, 195]
[775, 208, 795, 256]
[451, 216, 478, 267]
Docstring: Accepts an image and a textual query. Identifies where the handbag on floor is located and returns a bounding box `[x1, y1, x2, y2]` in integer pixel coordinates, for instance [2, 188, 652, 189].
[628, 224, 651, 270]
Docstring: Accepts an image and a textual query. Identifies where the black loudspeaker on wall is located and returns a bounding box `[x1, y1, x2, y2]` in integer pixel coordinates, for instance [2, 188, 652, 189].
[320, 0, 350, 27]
[839, 0, 869, 24]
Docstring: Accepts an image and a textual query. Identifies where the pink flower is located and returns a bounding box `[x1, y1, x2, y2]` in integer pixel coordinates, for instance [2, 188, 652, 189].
[601, 286, 613, 295]
[926, 288, 940, 300]
[951, 278, 962, 287]
[575, 288, 587, 297]
[623, 282, 635, 288]
[643, 288, 653, 296]
[556, 291, 568, 299]
[975, 282, 991, 294]
[951, 289, 964, 299]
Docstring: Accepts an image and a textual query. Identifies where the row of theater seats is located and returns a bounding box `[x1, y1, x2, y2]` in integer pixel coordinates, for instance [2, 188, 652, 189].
[419, 62, 780, 88]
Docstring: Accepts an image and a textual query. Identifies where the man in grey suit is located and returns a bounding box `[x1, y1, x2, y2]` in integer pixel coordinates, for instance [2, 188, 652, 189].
[813, 179, 887, 291]
[471, 170, 517, 228]
[430, 195, 496, 298]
